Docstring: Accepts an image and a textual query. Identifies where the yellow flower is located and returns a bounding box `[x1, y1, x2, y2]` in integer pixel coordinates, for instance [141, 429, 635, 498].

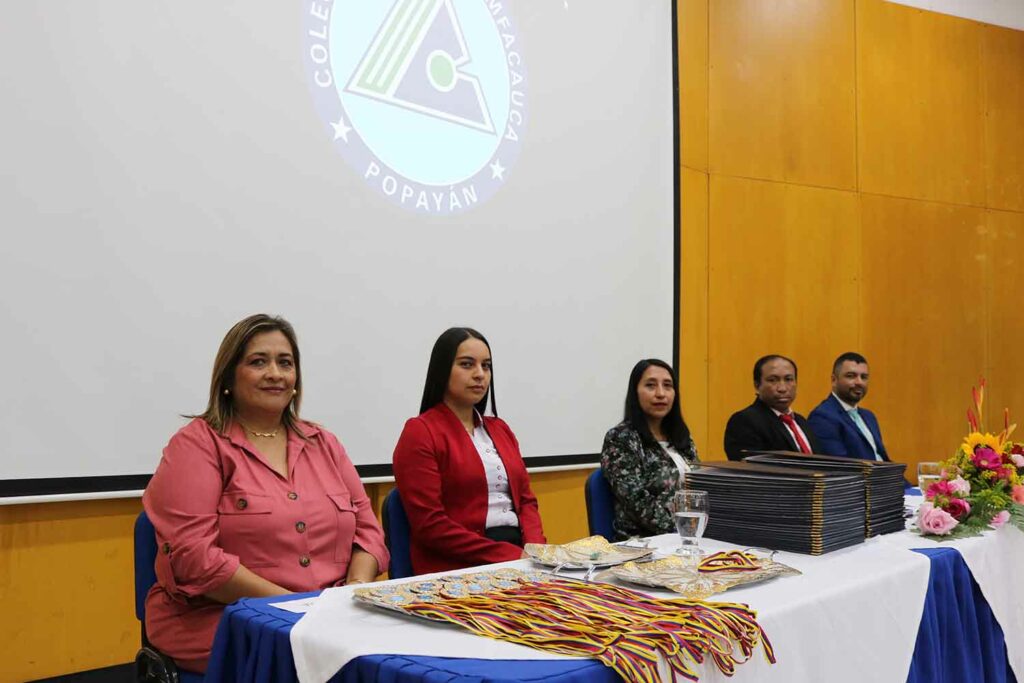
[962, 432, 1002, 455]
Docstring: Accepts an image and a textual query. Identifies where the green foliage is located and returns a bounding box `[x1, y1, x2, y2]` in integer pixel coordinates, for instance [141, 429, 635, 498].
[1010, 504, 1024, 534]
[969, 486, 1011, 523]
[940, 518, 990, 541]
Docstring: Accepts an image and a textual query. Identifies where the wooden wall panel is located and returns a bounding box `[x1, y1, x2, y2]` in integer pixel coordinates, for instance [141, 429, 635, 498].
[679, 0, 708, 171]
[709, 0, 856, 189]
[680, 167, 710, 457]
[986, 209, 1024, 428]
[528, 469, 592, 545]
[982, 26, 1024, 213]
[0, 499, 141, 682]
[707, 176, 860, 456]
[860, 195, 987, 471]
[857, 0, 985, 205]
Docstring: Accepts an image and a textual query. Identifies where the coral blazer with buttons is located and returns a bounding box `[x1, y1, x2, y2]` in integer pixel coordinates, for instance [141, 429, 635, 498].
[392, 403, 546, 574]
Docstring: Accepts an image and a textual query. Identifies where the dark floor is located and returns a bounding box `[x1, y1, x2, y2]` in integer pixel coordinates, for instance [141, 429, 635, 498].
[28, 663, 134, 683]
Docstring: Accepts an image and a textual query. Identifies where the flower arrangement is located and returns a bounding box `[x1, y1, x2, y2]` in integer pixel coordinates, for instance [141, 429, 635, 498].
[916, 379, 1024, 539]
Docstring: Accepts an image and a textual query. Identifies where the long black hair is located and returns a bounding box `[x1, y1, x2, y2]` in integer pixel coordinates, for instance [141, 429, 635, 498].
[419, 327, 497, 416]
[623, 359, 690, 451]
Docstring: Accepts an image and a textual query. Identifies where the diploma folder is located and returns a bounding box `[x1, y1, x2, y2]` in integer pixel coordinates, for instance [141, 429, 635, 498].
[684, 460, 867, 555]
[742, 451, 907, 537]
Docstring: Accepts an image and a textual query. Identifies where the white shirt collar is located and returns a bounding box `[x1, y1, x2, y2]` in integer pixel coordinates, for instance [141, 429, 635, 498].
[832, 392, 859, 413]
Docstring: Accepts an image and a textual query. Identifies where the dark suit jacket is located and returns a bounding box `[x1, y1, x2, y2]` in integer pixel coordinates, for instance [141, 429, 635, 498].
[807, 394, 889, 462]
[392, 403, 546, 575]
[723, 398, 822, 461]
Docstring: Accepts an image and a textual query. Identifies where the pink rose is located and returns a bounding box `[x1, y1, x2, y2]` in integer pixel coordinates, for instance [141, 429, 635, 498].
[1011, 453, 1024, 468]
[991, 510, 1010, 528]
[918, 502, 959, 535]
[925, 480, 954, 499]
[944, 497, 971, 520]
[972, 447, 1002, 470]
[1013, 485, 1024, 505]
[948, 476, 971, 495]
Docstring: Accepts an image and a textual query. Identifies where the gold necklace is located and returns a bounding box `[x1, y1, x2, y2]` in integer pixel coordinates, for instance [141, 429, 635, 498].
[242, 423, 281, 438]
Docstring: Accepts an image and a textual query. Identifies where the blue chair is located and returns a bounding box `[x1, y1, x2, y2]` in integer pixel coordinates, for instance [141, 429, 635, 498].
[584, 468, 616, 540]
[133, 511, 203, 683]
[382, 488, 415, 579]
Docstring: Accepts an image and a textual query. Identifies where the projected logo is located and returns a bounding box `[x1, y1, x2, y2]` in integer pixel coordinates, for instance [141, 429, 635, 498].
[304, 0, 526, 215]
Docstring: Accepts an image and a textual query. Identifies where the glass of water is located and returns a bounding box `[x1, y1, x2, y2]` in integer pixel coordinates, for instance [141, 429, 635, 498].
[671, 490, 709, 559]
[917, 462, 943, 495]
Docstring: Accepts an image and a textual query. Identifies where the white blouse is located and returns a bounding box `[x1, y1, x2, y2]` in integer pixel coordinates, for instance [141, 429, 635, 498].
[470, 420, 520, 529]
[659, 441, 691, 478]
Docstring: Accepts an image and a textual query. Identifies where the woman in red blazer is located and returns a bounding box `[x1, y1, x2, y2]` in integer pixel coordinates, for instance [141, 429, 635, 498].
[392, 327, 546, 574]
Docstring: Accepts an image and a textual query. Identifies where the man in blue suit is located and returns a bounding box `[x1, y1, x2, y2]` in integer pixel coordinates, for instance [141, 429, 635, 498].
[808, 352, 890, 461]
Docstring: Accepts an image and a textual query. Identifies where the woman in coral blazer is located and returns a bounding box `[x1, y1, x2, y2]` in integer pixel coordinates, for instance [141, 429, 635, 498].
[392, 327, 545, 574]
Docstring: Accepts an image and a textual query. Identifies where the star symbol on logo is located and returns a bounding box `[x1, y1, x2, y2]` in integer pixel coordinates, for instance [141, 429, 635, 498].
[489, 159, 506, 181]
[331, 115, 352, 143]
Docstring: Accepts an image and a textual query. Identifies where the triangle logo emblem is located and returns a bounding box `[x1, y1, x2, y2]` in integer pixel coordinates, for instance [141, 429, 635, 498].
[346, 0, 495, 134]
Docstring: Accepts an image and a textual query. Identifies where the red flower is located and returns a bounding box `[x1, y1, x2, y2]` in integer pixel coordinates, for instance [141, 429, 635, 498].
[925, 480, 954, 499]
[944, 497, 971, 520]
[1011, 443, 1024, 456]
[995, 465, 1016, 480]
[972, 447, 1002, 470]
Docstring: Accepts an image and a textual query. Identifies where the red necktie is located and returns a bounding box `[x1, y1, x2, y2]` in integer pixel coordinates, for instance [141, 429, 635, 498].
[779, 413, 812, 454]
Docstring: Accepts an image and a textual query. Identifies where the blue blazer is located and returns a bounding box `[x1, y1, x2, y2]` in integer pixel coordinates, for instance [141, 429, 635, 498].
[807, 394, 889, 462]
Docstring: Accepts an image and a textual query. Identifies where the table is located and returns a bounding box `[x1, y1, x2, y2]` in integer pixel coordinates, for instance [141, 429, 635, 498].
[205, 546, 1015, 683]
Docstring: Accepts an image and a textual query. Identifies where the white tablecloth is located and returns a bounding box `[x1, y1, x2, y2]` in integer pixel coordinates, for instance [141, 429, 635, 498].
[290, 533, 932, 683]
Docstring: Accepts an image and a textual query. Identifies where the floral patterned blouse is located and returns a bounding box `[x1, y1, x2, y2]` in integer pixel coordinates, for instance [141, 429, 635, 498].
[600, 421, 700, 540]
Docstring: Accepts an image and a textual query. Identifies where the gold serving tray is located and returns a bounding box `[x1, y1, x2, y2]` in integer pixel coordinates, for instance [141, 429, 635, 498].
[597, 552, 801, 600]
[524, 535, 655, 569]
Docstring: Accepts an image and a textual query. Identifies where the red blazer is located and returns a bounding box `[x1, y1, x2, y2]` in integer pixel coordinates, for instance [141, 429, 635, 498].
[392, 403, 546, 574]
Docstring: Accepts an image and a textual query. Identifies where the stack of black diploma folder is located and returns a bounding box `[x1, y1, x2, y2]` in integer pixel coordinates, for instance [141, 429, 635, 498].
[743, 451, 907, 537]
[685, 460, 866, 555]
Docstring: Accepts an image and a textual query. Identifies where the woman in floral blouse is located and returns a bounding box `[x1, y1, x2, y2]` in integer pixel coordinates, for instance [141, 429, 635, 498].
[600, 359, 700, 540]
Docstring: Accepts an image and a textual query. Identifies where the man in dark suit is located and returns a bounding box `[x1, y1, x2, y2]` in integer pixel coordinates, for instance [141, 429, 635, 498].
[724, 355, 821, 461]
[807, 352, 889, 461]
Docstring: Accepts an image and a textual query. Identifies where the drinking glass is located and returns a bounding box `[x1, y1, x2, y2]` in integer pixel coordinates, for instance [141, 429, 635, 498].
[917, 462, 943, 494]
[671, 490, 709, 558]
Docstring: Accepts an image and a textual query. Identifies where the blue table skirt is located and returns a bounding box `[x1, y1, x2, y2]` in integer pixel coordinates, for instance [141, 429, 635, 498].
[907, 548, 1015, 683]
[205, 547, 1015, 683]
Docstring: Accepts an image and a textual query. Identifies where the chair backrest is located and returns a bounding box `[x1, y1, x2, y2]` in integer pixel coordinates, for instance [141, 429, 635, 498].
[584, 468, 616, 540]
[134, 510, 158, 622]
[382, 488, 414, 579]
[131, 511, 216, 681]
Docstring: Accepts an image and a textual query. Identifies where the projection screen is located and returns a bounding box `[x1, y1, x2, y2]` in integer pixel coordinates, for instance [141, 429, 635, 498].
[0, 0, 678, 497]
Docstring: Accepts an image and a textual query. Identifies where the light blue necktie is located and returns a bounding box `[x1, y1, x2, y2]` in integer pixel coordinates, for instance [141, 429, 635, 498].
[848, 408, 881, 460]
